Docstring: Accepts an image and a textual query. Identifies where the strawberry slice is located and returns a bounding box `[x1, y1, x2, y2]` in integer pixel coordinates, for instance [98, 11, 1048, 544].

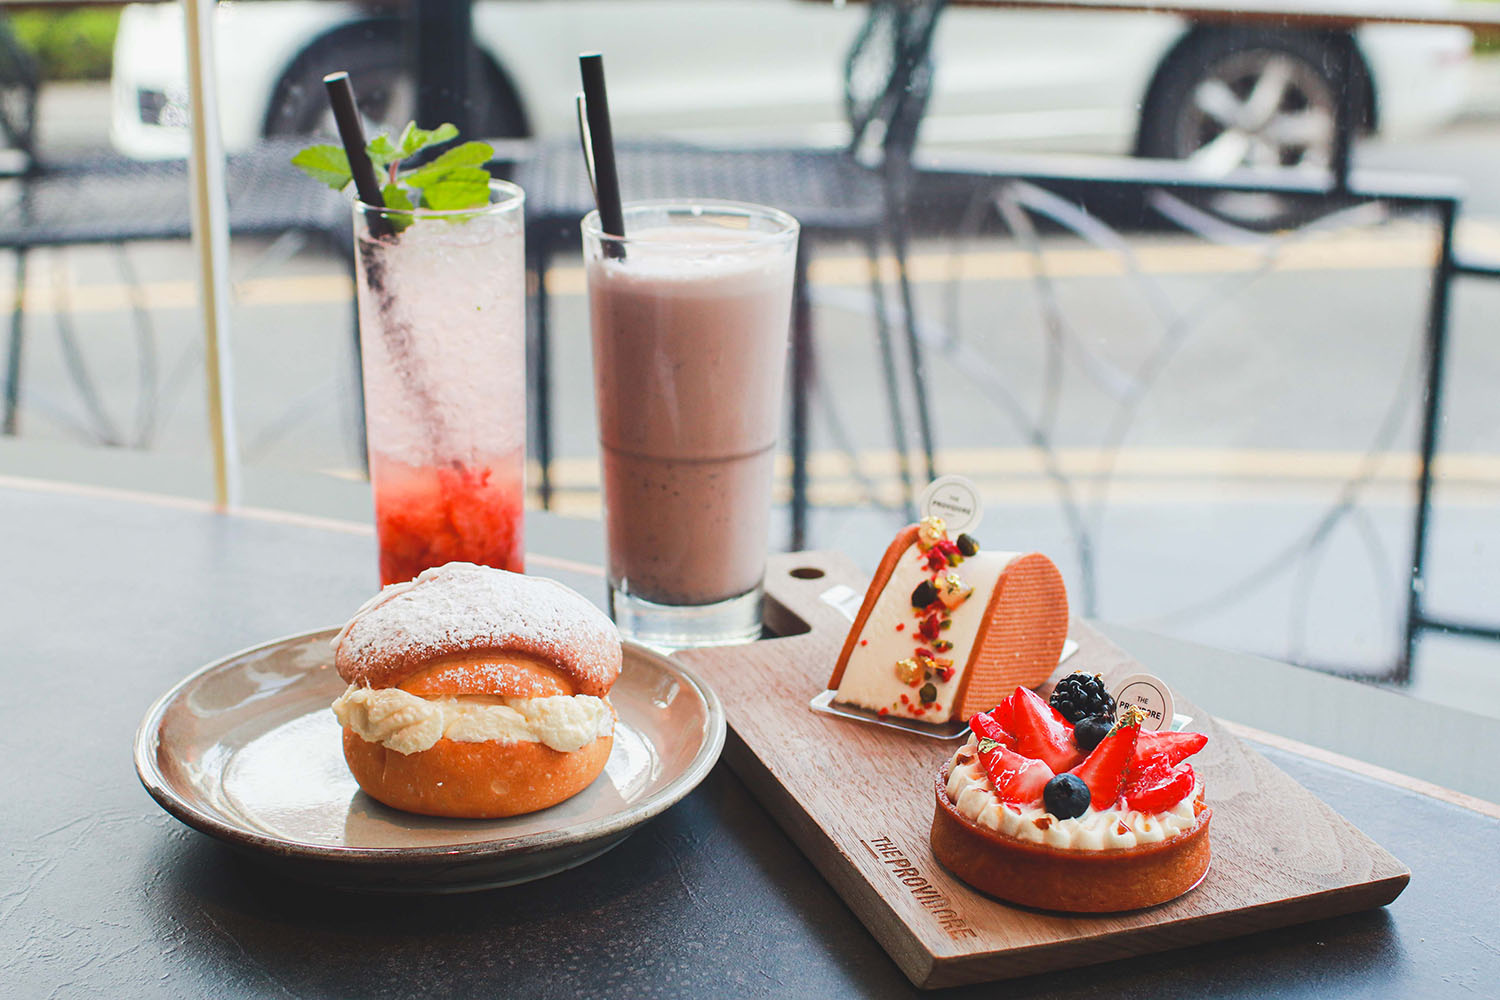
[1008, 686, 1084, 773]
[993, 748, 1054, 805]
[1124, 761, 1198, 812]
[971, 713, 1053, 804]
[988, 696, 1015, 734]
[969, 711, 1015, 749]
[1068, 710, 1142, 808]
[1132, 730, 1207, 769]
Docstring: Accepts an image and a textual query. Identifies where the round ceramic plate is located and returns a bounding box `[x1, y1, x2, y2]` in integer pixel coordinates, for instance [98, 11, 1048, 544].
[135, 629, 725, 893]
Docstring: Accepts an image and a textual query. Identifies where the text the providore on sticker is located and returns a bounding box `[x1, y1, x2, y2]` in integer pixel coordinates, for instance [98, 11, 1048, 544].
[1110, 673, 1175, 733]
[919, 475, 983, 535]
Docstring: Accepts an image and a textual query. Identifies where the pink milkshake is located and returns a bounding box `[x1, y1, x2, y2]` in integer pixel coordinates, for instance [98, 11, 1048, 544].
[583, 202, 799, 647]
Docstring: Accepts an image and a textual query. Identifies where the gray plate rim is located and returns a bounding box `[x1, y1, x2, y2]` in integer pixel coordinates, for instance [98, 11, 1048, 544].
[133, 627, 726, 865]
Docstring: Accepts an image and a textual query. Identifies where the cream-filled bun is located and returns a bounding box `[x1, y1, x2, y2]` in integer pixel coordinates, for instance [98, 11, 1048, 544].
[330, 562, 621, 818]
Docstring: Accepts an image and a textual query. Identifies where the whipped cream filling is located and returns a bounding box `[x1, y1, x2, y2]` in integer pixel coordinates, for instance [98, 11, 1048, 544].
[835, 545, 1020, 720]
[945, 739, 1201, 851]
[332, 685, 613, 755]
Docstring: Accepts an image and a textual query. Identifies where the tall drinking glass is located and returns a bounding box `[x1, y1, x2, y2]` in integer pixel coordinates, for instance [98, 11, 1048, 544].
[354, 181, 526, 585]
[583, 201, 799, 647]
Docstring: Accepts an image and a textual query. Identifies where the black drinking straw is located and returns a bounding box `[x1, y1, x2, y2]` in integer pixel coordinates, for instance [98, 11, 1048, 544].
[323, 71, 393, 239]
[321, 70, 454, 464]
[579, 53, 626, 258]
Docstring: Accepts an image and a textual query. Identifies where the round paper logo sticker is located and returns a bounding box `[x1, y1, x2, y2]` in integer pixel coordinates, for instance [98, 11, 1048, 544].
[919, 475, 983, 535]
[1110, 673, 1175, 733]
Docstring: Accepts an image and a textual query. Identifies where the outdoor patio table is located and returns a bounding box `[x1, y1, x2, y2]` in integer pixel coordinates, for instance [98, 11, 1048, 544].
[3, 475, 1498, 997]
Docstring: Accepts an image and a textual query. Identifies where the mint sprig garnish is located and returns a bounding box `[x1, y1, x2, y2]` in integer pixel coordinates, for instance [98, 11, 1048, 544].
[289, 144, 352, 189]
[291, 120, 493, 226]
[409, 165, 491, 211]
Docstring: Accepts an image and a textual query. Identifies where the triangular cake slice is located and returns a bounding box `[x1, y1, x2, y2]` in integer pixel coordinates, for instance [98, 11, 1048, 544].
[828, 518, 1069, 723]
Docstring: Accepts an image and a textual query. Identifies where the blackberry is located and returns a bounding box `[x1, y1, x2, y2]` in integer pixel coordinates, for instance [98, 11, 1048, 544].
[1043, 773, 1091, 820]
[1073, 716, 1112, 753]
[1049, 672, 1115, 724]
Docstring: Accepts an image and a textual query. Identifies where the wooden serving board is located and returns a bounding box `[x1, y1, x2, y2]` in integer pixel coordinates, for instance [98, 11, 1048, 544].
[675, 551, 1410, 990]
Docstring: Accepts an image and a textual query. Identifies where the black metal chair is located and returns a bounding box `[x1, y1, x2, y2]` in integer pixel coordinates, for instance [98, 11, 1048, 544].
[514, 0, 945, 547]
[0, 14, 351, 447]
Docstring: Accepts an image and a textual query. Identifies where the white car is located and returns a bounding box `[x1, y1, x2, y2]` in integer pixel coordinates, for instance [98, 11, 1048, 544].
[110, 0, 1471, 171]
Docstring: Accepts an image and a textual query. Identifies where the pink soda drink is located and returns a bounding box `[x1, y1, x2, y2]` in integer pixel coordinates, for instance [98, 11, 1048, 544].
[354, 182, 526, 585]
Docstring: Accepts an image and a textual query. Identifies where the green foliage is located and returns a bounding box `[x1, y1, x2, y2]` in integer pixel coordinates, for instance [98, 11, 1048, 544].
[380, 183, 414, 213]
[289, 145, 352, 189]
[291, 121, 495, 217]
[367, 122, 459, 169]
[1473, 0, 1500, 54]
[415, 167, 491, 211]
[401, 141, 492, 188]
[379, 183, 415, 232]
[9, 10, 120, 82]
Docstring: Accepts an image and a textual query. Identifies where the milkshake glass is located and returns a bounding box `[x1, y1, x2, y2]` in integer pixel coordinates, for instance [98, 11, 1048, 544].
[583, 201, 799, 647]
[355, 181, 526, 585]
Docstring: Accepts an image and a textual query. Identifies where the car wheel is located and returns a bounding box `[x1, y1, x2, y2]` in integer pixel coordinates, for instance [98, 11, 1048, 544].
[264, 21, 526, 142]
[1138, 29, 1358, 226]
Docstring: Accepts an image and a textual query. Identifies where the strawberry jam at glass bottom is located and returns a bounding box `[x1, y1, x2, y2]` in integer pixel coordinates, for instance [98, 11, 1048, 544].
[371, 453, 524, 585]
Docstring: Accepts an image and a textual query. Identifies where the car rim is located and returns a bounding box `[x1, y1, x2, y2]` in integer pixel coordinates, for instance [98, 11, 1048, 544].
[1178, 49, 1337, 173]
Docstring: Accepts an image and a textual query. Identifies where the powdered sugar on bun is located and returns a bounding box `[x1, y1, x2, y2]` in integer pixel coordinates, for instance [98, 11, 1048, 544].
[333, 562, 621, 695]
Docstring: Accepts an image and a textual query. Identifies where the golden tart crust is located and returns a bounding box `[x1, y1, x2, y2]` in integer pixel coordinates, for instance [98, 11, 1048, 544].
[930, 761, 1212, 913]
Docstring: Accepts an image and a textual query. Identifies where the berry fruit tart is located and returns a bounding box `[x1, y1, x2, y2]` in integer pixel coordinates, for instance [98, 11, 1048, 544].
[930, 678, 1212, 912]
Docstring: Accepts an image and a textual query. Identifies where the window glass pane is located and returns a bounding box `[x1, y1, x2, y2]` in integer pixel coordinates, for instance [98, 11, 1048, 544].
[10, 0, 1498, 721]
[1, 4, 214, 495]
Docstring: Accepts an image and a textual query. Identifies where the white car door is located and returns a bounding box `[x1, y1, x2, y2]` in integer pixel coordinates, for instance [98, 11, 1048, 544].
[923, 9, 1184, 152]
[475, 2, 1180, 153]
[475, 1, 865, 147]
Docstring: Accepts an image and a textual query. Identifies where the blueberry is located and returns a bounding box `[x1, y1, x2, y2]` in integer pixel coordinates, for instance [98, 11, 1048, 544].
[1073, 716, 1112, 753]
[1043, 773, 1091, 820]
[956, 533, 979, 557]
[911, 580, 938, 608]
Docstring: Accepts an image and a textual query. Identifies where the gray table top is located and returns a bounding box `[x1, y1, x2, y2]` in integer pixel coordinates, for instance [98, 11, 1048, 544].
[4, 478, 1498, 998]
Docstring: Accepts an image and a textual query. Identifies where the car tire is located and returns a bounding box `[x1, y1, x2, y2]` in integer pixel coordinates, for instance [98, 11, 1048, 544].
[1137, 28, 1365, 227]
[263, 20, 527, 142]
